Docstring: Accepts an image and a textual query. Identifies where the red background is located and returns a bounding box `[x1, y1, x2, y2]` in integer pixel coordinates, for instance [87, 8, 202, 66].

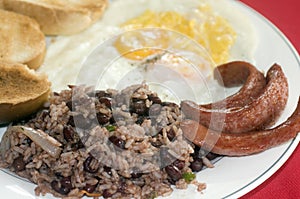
[239, 0, 300, 198]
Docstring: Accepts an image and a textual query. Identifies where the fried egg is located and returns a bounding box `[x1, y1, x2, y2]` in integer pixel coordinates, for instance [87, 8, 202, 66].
[114, 7, 236, 64]
[39, 0, 257, 103]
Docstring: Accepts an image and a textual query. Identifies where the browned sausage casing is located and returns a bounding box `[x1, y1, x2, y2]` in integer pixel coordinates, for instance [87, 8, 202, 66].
[181, 64, 288, 133]
[180, 97, 300, 156]
[203, 61, 266, 109]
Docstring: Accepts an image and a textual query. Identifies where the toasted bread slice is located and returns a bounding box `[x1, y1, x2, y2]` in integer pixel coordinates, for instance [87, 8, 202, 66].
[2, 0, 108, 35]
[0, 10, 46, 70]
[0, 61, 51, 124]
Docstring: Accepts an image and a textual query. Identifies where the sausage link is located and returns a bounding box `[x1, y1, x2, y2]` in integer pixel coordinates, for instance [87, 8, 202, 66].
[203, 61, 266, 109]
[180, 97, 300, 156]
[181, 63, 288, 133]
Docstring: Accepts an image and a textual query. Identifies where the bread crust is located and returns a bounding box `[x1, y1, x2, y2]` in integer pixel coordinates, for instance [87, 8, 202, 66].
[0, 61, 51, 124]
[2, 0, 108, 35]
[0, 10, 46, 69]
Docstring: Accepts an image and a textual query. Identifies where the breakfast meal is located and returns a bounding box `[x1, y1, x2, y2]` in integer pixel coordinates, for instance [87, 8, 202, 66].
[0, 61, 51, 124]
[1, 0, 108, 35]
[0, 0, 299, 198]
[0, 62, 299, 198]
[0, 9, 46, 69]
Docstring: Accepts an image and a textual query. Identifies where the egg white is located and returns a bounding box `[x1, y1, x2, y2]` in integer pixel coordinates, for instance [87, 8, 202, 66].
[39, 0, 257, 103]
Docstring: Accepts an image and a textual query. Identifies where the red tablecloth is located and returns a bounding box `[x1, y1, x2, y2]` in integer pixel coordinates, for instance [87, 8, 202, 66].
[239, 0, 300, 198]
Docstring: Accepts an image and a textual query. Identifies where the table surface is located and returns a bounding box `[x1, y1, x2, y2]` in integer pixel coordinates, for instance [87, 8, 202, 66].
[239, 0, 300, 198]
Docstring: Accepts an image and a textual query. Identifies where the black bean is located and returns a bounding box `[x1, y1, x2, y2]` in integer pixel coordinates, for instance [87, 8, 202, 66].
[60, 176, 72, 189]
[131, 97, 142, 102]
[148, 94, 162, 104]
[193, 148, 219, 161]
[103, 166, 112, 175]
[99, 97, 112, 109]
[149, 104, 162, 116]
[83, 156, 99, 173]
[50, 180, 70, 195]
[193, 147, 205, 159]
[117, 181, 127, 193]
[63, 126, 84, 149]
[167, 128, 176, 141]
[67, 116, 75, 127]
[23, 138, 32, 145]
[168, 178, 176, 185]
[51, 180, 61, 193]
[172, 159, 185, 170]
[12, 156, 25, 172]
[151, 140, 162, 148]
[109, 136, 126, 149]
[63, 126, 76, 142]
[71, 140, 85, 150]
[190, 158, 203, 172]
[84, 184, 97, 193]
[102, 189, 113, 198]
[194, 145, 201, 152]
[58, 186, 71, 195]
[96, 112, 110, 125]
[109, 116, 116, 124]
[131, 170, 142, 178]
[136, 116, 145, 125]
[66, 101, 74, 111]
[55, 172, 63, 178]
[130, 100, 148, 115]
[165, 165, 182, 182]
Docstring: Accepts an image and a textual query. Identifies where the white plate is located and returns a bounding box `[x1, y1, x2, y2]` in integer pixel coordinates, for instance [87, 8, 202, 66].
[0, 0, 299, 198]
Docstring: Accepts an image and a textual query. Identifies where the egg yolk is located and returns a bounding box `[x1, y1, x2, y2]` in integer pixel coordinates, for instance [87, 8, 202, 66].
[113, 28, 169, 60]
[114, 5, 236, 65]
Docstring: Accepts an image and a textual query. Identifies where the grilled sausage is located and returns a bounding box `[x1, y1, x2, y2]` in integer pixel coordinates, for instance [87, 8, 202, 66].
[203, 61, 266, 109]
[181, 64, 288, 133]
[180, 97, 300, 156]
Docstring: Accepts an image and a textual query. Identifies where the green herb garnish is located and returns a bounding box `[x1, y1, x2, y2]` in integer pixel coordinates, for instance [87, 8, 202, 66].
[147, 191, 158, 199]
[182, 172, 196, 183]
[105, 125, 116, 132]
